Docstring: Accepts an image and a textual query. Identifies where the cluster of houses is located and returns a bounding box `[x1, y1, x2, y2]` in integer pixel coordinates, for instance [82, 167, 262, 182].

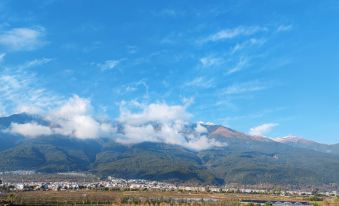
[0, 175, 337, 198]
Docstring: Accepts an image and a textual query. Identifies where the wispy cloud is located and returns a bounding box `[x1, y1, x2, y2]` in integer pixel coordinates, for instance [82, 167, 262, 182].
[249, 123, 278, 136]
[214, 99, 238, 110]
[227, 57, 248, 74]
[0, 52, 5, 63]
[0, 27, 46, 51]
[200, 26, 267, 44]
[19, 58, 53, 69]
[0, 66, 63, 115]
[126, 45, 138, 54]
[199, 56, 222, 67]
[153, 9, 186, 18]
[277, 24, 293, 32]
[160, 32, 184, 45]
[159, 9, 179, 17]
[185, 76, 214, 88]
[97, 59, 122, 71]
[223, 81, 267, 95]
[224, 107, 285, 122]
[231, 38, 266, 54]
[114, 80, 149, 99]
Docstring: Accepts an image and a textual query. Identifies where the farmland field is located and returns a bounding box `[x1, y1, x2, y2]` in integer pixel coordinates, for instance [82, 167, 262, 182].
[1, 190, 335, 206]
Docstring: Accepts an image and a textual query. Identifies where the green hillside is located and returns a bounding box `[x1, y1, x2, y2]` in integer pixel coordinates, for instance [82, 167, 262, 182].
[1, 134, 339, 186]
[1, 114, 339, 186]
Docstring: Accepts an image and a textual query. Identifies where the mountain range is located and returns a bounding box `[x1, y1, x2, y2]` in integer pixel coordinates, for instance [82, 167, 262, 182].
[0, 113, 339, 186]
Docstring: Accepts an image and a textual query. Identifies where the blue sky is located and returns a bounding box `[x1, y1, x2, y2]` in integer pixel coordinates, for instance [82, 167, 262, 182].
[0, 0, 339, 143]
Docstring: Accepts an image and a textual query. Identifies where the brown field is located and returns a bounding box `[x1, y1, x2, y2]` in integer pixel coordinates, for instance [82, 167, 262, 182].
[0, 190, 338, 206]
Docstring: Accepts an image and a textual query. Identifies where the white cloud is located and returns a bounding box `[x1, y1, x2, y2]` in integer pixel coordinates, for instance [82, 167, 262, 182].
[0, 27, 46, 51]
[7, 96, 116, 139]
[200, 26, 267, 43]
[195, 123, 208, 133]
[97, 59, 121, 71]
[186, 136, 226, 151]
[117, 102, 225, 150]
[118, 102, 191, 125]
[118, 122, 186, 146]
[9, 122, 53, 138]
[118, 120, 225, 151]
[198, 121, 216, 126]
[46, 95, 116, 139]
[119, 124, 158, 144]
[52, 95, 91, 118]
[249, 123, 278, 136]
[223, 81, 267, 95]
[16, 105, 42, 114]
[4, 93, 225, 150]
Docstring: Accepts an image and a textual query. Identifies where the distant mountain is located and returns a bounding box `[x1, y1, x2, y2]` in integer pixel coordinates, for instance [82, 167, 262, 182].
[274, 136, 339, 155]
[1, 113, 339, 186]
[0, 113, 47, 129]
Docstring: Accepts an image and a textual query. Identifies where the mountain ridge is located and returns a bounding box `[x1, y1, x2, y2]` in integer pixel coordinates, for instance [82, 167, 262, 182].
[1, 113, 339, 186]
[273, 135, 339, 155]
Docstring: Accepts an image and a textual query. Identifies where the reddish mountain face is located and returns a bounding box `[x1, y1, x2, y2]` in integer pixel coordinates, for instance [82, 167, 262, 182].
[205, 124, 272, 142]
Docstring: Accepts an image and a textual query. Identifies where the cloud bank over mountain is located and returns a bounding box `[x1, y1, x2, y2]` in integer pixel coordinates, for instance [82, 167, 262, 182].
[8, 96, 115, 139]
[5, 96, 226, 150]
[9, 122, 52, 138]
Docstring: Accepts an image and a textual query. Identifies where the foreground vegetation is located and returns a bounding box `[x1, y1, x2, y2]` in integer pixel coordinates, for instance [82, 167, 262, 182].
[0, 191, 237, 206]
[1, 190, 334, 206]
